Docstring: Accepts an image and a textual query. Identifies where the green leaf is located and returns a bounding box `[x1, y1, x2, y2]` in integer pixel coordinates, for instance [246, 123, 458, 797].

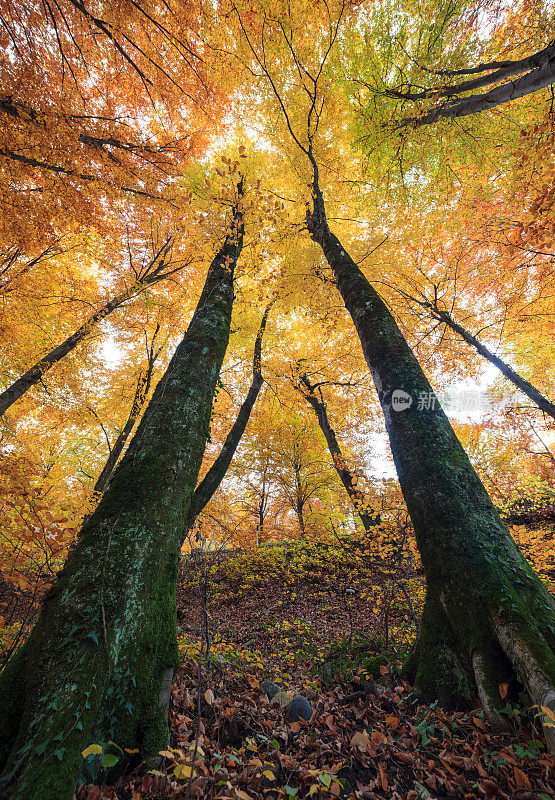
[54, 748, 65, 762]
[318, 773, 333, 788]
[101, 753, 120, 769]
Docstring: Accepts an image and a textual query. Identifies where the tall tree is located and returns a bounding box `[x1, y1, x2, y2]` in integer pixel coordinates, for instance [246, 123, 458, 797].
[296, 372, 380, 532]
[0, 240, 185, 417]
[0, 186, 244, 800]
[233, 0, 555, 746]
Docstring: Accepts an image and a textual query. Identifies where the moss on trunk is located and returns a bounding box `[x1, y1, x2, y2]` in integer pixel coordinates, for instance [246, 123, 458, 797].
[0, 203, 244, 799]
[306, 190, 555, 750]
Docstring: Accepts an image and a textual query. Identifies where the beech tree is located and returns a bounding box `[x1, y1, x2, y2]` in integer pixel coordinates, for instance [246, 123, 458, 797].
[296, 373, 380, 533]
[0, 190, 244, 799]
[230, 0, 555, 746]
[0, 241, 184, 417]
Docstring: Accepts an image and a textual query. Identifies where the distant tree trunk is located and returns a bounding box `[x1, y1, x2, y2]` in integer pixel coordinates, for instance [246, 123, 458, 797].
[183, 301, 273, 532]
[0, 193, 244, 799]
[93, 327, 162, 495]
[415, 300, 555, 421]
[297, 373, 380, 532]
[0, 239, 181, 417]
[306, 178, 555, 749]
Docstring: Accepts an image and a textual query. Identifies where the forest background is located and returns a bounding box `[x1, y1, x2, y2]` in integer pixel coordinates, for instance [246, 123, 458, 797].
[1, 0, 555, 798]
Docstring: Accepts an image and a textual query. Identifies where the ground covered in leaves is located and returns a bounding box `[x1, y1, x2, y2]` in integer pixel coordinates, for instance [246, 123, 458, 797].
[76, 540, 554, 800]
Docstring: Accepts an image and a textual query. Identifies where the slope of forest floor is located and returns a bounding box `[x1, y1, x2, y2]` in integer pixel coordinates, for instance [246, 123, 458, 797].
[75, 534, 555, 800]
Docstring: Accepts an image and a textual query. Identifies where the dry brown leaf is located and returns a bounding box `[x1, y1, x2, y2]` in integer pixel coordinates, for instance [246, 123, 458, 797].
[378, 762, 388, 792]
[513, 767, 531, 789]
[394, 750, 414, 766]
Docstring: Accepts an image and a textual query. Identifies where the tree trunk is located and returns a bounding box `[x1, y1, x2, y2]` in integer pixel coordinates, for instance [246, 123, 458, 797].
[306, 186, 555, 749]
[0, 199, 244, 799]
[0, 240, 177, 417]
[297, 373, 380, 532]
[93, 330, 161, 495]
[422, 303, 555, 421]
[391, 42, 555, 127]
[183, 301, 273, 532]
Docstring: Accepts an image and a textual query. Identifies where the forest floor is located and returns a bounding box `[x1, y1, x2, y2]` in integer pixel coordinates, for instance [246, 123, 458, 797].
[75, 537, 555, 800]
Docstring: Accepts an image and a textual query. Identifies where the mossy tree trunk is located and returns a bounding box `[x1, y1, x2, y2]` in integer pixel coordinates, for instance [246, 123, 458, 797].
[306, 183, 555, 749]
[297, 373, 380, 533]
[0, 198, 244, 799]
[183, 301, 273, 533]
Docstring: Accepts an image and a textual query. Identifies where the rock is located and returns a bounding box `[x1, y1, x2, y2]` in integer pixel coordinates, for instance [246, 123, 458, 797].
[285, 695, 311, 722]
[261, 680, 280, 700]
[270, 691, 294, 708]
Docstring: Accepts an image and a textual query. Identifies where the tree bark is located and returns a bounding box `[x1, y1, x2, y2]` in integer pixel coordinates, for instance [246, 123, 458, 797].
[306, 184, 555, 749]
[390, 42, 555, 127]
[183, 301, 273, 532]
[0, 240, 180, 417]
[297, 374, 380, 532]
[0, 196, 244, 799]
[93, 328, 162, 495]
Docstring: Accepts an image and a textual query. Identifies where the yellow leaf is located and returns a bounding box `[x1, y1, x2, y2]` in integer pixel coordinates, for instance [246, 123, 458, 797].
[262, 770, 275, 780]
[158, 750, 174, 759]
[235, 790, 253, 800]
[204, 689, 214, 705]
[174, 763, 194, 780]
[82, 744, 103, 758]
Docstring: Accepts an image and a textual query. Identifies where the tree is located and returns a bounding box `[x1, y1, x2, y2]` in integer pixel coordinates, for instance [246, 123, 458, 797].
[0, 187, 245, 800]
[394, 284, 555, 421]
[231, 0, 555, 746]
[387, 41, 555, 127]
[296, 372, 380, 533]
[0, 239, 185, 417]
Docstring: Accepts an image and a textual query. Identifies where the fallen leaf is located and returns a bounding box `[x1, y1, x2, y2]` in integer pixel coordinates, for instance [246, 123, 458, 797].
[378, 762, 388, 792]
[513, 767, 531, 790]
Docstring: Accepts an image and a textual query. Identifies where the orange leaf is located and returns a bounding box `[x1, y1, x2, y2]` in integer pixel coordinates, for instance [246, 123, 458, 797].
[378, 762, 388, 792]
[379, 665, 389, 675]
[513, 767, 531, 789]
[498, 682, 508, 699]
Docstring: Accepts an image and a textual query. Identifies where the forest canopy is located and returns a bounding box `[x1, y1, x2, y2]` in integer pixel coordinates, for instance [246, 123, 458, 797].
[1, 1, 555, 799]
